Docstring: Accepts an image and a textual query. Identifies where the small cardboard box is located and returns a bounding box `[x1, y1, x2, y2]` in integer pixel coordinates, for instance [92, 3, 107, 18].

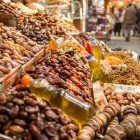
[0, 13, 17, 27]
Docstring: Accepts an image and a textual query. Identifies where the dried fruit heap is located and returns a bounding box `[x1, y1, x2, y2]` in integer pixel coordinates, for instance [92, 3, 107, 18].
[103, 84, 140, 106]
[0, 2, 25, 18]
[0, 85, 78, 140]
[16, 13, 78, 44]
[26, 51, 93, 104]
[107, 51, 140, 85]
[0, 25, 43, 78]
[78, 103, 140, 140]
[16, 13, 49, 45]
[0, 25, 42, 53]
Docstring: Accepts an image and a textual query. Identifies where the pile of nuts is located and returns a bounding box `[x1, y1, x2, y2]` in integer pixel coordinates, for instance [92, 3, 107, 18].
[0, 85, 78, 140]
[26, 51, 93, 104]
[107, 51, 140, 85]
[60, 41, 88, 57]
[103, 84, 140, 106]
[78, 103, 140, 140]
[0, 3, 25, 18]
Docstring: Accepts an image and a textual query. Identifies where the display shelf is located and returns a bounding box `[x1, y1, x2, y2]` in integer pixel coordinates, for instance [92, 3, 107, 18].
[0, 66, 21, 93]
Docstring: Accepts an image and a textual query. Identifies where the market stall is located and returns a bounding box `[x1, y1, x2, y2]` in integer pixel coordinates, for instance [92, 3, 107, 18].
[0, 1, 140, 140]
[86, 0, 111, 41]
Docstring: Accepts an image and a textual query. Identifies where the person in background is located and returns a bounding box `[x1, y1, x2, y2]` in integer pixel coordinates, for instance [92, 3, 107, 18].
[106, 11, 115, 39]
[133, 4, 138, 36]
[123, 3, 136, 41]
[137, 8, 140, 36]
[114, 8, 123, 36]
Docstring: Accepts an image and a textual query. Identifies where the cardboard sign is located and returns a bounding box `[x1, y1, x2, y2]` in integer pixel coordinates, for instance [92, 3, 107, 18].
[93, 81, 108, 111]
[104, 83, 140, 94]
[114, 84, 140, 94]
[100, 60, 112, 73]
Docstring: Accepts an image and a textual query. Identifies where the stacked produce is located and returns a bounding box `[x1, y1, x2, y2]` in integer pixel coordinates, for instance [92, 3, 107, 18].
[60, 41, 88, 57]
[0, 39, 21, 77]
[78, 102, 121, 140]
[106, 51, 140, 85]
[0, 25, 42, 52]
[103, 84, 140, 106]
[0, 2, 140, 140]
[16, 13, 49, 45]
[10, 3, 37, 15]
[78, 103, 140, 140]
[0, 2, 25, 18]
[26, 51, 93, 104]
[0, 24, 43, 78]
[0, 24, 42, 52]
[0, 84, 78, 140]
[103, 105, 140, 140]
[16, 12, 78, 44]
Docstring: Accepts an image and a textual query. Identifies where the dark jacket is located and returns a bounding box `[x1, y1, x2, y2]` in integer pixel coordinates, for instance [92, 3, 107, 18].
[124, 6, 136, 25]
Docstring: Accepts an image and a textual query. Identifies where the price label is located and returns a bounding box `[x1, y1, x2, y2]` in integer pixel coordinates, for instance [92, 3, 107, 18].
[101, 60, 112, 73]
[0, 83, 4, 93]
[93, 81, 108, 111]
[104, 83, 140, 94]
[56, 37, 65, 46]
[114, 84, 140, 94]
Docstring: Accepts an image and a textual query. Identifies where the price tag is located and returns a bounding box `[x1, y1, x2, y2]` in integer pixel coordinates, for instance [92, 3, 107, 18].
[19, 67, 25, 76]
[114, 84, 140, 94]
[93, 81, 108, 111]
[0, 83, 4, 93]
[104, 83, 140, 95]
[56, 37, 65, 46]
[101, 60, 112, 73]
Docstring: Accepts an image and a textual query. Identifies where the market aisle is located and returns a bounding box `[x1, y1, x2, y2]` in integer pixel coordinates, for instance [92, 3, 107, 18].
[106, 36, 140, 54]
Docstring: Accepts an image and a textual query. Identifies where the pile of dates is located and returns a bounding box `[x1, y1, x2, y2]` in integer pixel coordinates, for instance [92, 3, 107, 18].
[107, 51, 140, 85]
[0, 85, 78, 140]
[26, 51, 93, 104]
[78, 103, 140, 140]
[16, 14, 49, 45]
[0, 39, 21, 77]
[16, 12, 71, 44]
[0, 25, 42, 53]
[103, 84, 140, 106]
[0, 25, 43, 78]
[0, 2, 24, 18]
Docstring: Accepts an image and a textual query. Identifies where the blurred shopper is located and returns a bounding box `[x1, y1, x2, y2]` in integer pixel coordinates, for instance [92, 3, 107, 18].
[123, 3, 136, 41]
[137, 8, 140, 35]
[114, 8, 124, 36]
[106, 12, 115, 40]
[133, 5, 138, 36]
